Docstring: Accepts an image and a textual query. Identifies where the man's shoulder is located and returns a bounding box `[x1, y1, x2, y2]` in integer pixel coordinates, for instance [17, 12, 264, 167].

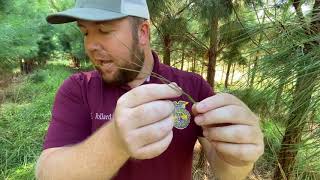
[58, 70, 100, 92]
[68, 70, 100, 83]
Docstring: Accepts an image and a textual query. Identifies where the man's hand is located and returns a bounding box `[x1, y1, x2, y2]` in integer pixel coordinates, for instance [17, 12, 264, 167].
[114, 83, 182, 160]
[193, 93, 264, 167]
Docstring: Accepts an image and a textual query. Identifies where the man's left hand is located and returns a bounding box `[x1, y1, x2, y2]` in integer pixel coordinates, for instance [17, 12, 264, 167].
[192, 93, 264, 167]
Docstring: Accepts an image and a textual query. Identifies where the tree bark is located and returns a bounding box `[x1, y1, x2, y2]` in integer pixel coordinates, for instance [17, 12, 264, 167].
[200, 61, 205, 76]
[163, 34, 171, 66]
[224, 61, 232, 89]
[231, 63, 236, 84]
[191, 55, 196, 73]
[221, 64, 225, 82]
[207, 18, 219, 88]
[274, 74, 287, 112]
[187, 57, 190, 71]
[180, 49, 185, 70]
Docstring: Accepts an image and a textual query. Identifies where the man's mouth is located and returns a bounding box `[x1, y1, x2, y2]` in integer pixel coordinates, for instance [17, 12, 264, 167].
[96, 59, 110, 64]
[96, 59, 116, 71]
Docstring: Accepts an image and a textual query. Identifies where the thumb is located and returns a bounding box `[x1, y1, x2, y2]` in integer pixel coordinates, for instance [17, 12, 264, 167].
[192, 103, 200, 116]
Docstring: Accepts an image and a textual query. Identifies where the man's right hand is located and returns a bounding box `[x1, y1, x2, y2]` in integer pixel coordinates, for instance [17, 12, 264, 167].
[113, 83, 182, 159]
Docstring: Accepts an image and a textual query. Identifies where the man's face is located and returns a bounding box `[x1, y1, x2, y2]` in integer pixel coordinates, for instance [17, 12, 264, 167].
[77, 18, 144, 86]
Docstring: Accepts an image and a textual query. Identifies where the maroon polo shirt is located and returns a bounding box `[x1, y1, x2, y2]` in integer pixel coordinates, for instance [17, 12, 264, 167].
[44, 52, 214, 180]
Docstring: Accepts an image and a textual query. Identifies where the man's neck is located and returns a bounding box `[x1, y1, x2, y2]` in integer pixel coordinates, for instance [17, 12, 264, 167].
[127, 50, 154, 88]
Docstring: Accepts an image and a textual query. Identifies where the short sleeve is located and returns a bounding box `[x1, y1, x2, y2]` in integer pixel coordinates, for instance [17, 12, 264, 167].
[43, 75, 91, 150]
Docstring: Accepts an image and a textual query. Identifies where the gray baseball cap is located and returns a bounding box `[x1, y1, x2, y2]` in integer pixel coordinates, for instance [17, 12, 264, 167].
[46, 0, 150, 24]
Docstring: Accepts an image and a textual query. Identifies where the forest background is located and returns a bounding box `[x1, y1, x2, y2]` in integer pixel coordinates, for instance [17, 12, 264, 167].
[0, 0, 319, 179]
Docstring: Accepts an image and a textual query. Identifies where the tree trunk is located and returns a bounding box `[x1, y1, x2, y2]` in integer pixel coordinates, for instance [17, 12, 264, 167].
[180, 49, 185, 70]
[221, 64, 225, 82]
[187, 57, 190, 71]
[207, 18, 219, 88]
[274, 1, 320, 179]
[293, 0, 304, 23]
[250, 52, 259, 88]
[231, 63, 236, 84]
[20, 59, 24, 73]
[274, 74, 287, 112]
[201, 62, 205, 77]
[197, 17, 219, 173]
[163, 34, 171, 66]
[274, 70, 317, 180]
[224, 61, 232, 89]
[20, 59, 34, 74]
[191, 55, 196, 73]
[70, 55, 80, 68]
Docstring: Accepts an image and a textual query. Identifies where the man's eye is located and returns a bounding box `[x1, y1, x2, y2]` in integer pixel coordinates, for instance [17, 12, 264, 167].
[99, 29, 112, 34]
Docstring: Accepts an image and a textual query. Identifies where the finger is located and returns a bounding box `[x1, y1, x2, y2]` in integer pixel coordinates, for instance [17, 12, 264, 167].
[195, 105, 259, 126]
[214, 142, 264, 163]
[192, 103, 200, 116]
[135, 131, 173, 159]
[130, 116, 174, 148]
[118, 83, 182, 108]
[204, 125, 263, 144]
[129, 100, 174, 129]
[195, 93, 245, 114]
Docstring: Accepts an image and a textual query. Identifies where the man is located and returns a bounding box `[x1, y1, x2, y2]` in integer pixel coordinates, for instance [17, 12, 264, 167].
[36, 0, 264, 179]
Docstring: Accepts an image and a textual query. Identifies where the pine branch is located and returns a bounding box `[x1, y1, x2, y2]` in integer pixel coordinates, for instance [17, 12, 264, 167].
[232, 6, 272, 55]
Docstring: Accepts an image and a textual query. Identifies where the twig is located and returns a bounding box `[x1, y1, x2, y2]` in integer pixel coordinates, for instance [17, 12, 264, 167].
[116, 67, 196, 104]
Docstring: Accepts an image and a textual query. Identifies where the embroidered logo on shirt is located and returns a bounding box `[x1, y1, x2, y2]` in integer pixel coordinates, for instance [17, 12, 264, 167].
[173, 101, 191, 129]
[91, 113, 113, 120]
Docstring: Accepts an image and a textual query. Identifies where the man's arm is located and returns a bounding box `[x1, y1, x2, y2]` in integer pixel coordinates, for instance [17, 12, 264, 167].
[36, 83, 182, 180]
[198, 137, 254, 180]
[36, 121, 129, 180]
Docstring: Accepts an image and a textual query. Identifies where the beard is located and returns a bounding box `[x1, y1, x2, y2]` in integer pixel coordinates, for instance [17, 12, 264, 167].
[95, 42, 145, 86]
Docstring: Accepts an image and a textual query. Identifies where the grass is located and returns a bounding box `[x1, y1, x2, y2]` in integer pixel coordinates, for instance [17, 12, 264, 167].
[0, 63, 73, 179]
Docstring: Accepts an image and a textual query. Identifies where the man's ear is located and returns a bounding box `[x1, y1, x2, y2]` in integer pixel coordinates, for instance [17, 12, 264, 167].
[138, 21, 150, 46]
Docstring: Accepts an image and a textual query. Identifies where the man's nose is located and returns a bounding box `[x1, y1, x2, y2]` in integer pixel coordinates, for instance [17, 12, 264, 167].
[85, 34, 103, 52]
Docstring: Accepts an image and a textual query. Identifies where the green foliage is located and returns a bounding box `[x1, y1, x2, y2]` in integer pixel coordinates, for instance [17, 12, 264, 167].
[0, 64, 72, 179]
[255, 120, 283, 175]
[37, 25, 56, 64]
[230, 88, 273, 117]
[29, 70, 48, 84]
[0, 0, 85, 74]
[55, 24, 87, 60]
[196, 0, 234, 21]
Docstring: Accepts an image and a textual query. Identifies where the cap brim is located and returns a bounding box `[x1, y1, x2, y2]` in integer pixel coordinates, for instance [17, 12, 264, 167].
[46, 8, 128, 24]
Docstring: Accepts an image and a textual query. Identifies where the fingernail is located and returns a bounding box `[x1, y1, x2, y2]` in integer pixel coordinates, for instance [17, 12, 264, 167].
[196, 103, 206, 111]
[170, 82, 182, 90]
[170, 82, 178, 87]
